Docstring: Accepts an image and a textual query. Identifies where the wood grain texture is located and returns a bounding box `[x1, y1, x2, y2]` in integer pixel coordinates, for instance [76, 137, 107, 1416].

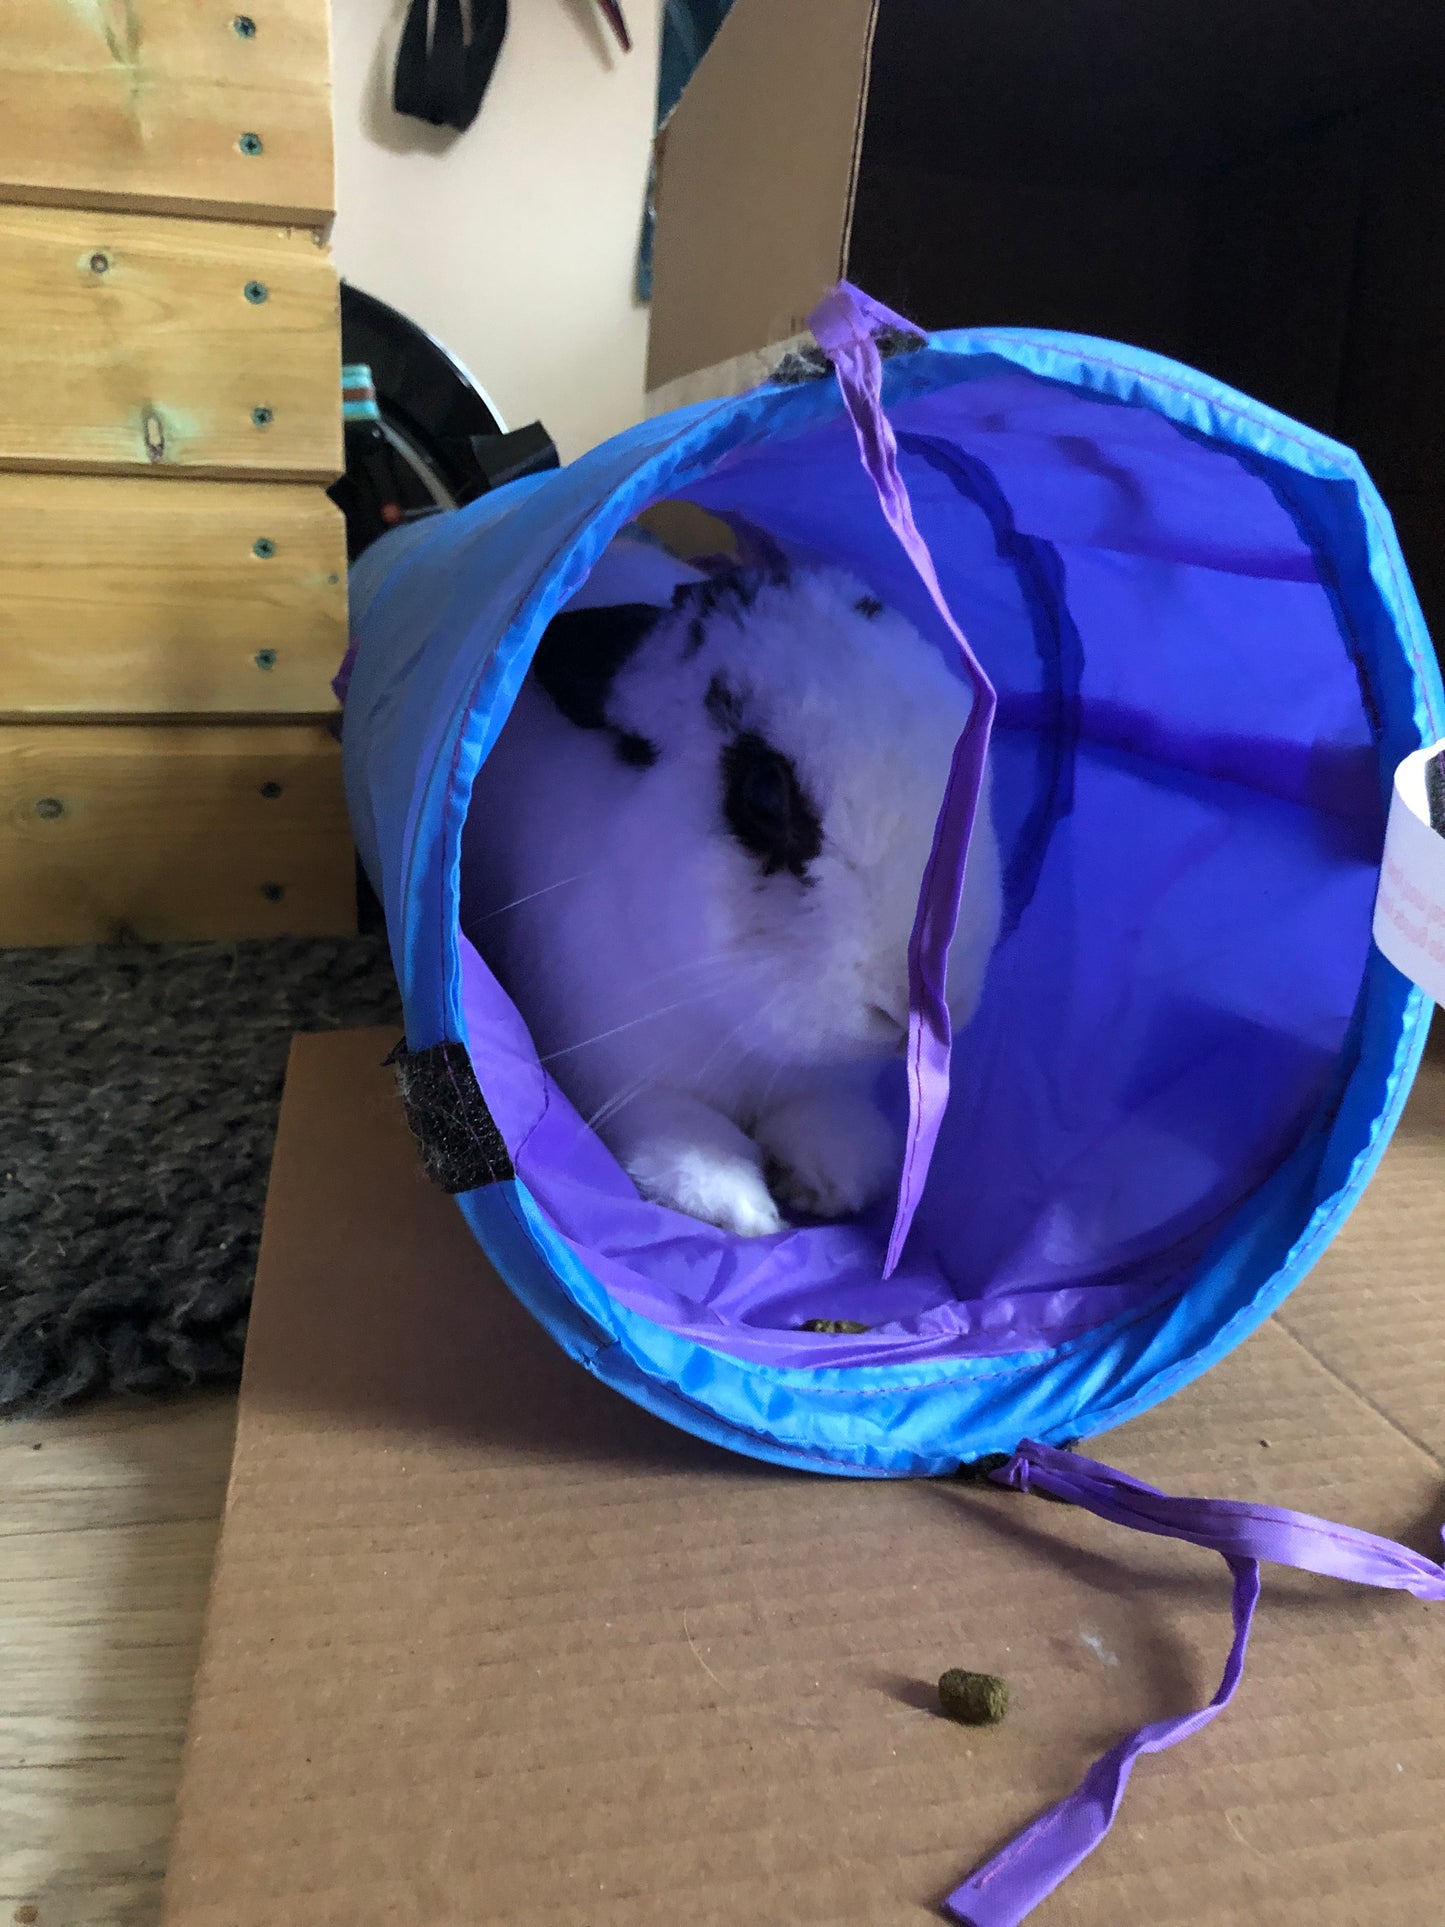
[0, 1395, 236, 1927]
[0, 474, 346, 720]
[0, 0, 335, 226]
[0, 205, 341, 481]
[0, 723, 356, 943]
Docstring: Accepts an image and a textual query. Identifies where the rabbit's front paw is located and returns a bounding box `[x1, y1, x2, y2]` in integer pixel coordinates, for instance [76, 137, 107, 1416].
[628, 1140, 785, 1237]
[758, 1087, 898, 1221]
[610, 1091, 785, 1237]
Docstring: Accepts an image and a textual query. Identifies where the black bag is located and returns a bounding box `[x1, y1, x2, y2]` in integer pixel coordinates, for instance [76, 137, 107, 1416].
[393, 0, 508, 133]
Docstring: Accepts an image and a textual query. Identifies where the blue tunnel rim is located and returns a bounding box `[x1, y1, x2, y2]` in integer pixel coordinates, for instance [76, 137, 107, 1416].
[381, 326, 1444, 1477]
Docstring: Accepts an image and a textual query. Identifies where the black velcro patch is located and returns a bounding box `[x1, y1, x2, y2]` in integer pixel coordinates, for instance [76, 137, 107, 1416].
[770, 327, 926, 387]
[769, 344, 833, 386]
[385, 1039, 514, 1192]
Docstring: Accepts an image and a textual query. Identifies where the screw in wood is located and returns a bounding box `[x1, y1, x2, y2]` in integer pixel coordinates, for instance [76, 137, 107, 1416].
[244, 279, 268, 304]
[34, 797, 64, 821]
[252, 537, 276, 558]
[89, 251, 110, 274]
[259, 781, 283, 798]
[260, 883, 285, 902]
[233, 14, 257, 35]
[251, 405, 273, 427]
[238, 131, 264, 156]
[254, 648, 278, 669]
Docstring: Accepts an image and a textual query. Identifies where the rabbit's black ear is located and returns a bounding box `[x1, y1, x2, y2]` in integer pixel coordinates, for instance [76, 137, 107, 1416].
[531, 603, 660, 733]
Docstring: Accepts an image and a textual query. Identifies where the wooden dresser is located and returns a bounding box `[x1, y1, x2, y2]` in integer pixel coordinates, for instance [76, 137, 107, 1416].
[0, 0, 355, 943]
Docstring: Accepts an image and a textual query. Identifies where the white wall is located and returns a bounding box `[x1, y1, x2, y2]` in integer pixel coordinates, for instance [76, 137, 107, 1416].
[329, 0, 662, 462]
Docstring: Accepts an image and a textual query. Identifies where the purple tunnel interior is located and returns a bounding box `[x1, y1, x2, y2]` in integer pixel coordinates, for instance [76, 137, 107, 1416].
[457, 368, 1383, 1371]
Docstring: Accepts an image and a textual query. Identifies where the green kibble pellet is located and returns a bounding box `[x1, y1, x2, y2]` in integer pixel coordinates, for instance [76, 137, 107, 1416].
[799, 1318, 872, 1334]
[938, 1668, 1009, 1726]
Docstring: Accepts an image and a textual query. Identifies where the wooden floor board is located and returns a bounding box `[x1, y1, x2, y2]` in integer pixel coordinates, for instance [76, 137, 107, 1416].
[0, 1394, 235, 1925]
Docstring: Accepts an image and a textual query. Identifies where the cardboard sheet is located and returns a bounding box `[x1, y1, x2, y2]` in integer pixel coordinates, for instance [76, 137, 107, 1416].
[162, 1028, 1445, 1925]
[646, 0, 877, 389]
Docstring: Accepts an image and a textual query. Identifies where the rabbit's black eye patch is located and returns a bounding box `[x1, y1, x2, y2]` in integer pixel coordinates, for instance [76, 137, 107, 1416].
[705, 674, 743, 732]
[613, 731, 658, 768]
[721, 732, 822, 880]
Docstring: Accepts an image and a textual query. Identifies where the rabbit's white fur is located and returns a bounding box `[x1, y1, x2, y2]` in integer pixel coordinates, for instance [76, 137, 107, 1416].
[462, 555, 1000, 1237]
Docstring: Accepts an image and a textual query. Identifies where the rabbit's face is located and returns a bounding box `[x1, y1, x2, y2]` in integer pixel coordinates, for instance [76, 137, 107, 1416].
[601, 565, 999, 1069]
[466, 548, 1002, 1236]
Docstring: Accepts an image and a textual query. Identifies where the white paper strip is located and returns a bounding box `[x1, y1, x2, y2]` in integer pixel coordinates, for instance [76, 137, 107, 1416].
[1373, 740, 1445, 1005]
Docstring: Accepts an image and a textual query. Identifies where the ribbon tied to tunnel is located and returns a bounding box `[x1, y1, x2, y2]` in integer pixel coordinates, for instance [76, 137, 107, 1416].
[805, 283, 998, 1278]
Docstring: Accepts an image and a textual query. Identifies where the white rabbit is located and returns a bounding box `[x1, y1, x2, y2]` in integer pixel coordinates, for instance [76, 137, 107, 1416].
[461, 540, 1000, 1238]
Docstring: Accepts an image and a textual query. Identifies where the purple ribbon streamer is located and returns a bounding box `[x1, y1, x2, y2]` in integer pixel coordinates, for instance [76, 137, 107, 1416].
[805, 283, 998, 1278]
[946, 1439, 1445, 1926]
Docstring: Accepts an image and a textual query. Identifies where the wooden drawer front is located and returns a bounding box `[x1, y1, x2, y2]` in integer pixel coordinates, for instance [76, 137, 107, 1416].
[0, 205, 341, 481]
[0, 0, 334, 226]
[0, 475, 346, 720]
[0, 724, 356, 944]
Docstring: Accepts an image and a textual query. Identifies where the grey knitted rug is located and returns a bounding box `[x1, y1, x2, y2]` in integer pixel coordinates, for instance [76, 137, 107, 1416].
[0, 936, 402, 1413]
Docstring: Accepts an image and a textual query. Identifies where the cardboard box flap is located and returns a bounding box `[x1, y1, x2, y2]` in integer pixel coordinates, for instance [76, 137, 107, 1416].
[646, 0, 877, 390]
